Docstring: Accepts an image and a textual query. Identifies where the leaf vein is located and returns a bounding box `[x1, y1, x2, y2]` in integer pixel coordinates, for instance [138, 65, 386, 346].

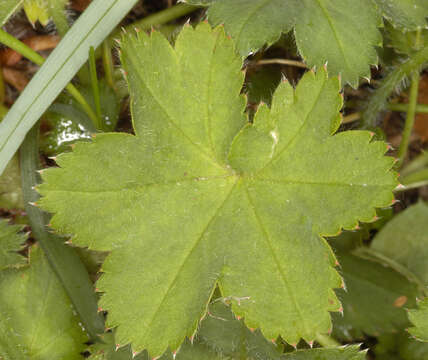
[244, 184, 310, 337]
[141, 180, 238, 339]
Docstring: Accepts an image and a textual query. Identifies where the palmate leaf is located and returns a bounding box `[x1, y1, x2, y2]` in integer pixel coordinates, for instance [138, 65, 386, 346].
[39, 23, 397, 356]
[371, 202, 428, 286]
[0, 219, 26, 270]
[0, 246, 88, 359]
[408, 298, 428, 342]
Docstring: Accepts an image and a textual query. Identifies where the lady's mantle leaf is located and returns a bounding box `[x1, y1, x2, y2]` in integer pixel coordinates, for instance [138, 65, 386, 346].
[185, 0, 382, 86]
[38, 23, 397, 356]
[0, 219, 26, 270]
[408, 298, 428, 342]
[0, 246, 88, 359]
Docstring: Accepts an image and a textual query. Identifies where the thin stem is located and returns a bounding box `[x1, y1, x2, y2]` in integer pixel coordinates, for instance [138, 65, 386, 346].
[20, 124, 105, 340]
[361, 45, 428, 129]
[388, 103, 428, 113]
[89, 46, 102, 129]
[315, 334, 341, 348]
[396, 71, 421, 168]
[120, 3, 199, 35]
[342, 103, 428, 124]
[0, 28, 99, 126]
[342, 112, 361, 124]
[102, 39, 115, 90]
[252, 58, 307, 69]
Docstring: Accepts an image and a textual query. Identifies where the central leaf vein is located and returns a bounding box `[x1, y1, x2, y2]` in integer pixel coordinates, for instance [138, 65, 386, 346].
[141, 179, 238, 338]
[127, 38, 223, 171]
[243, 184, 310, 337]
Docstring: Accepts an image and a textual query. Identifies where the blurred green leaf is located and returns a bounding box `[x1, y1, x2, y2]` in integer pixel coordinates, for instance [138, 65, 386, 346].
[371, 202, 428, 286]
[332, 251, 418, 340]
[0, 155, 23, 209]
[0, 246, 88, 359]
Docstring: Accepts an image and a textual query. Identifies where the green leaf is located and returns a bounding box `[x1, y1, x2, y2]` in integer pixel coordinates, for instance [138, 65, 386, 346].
[282, 346, 366, 360]
[384, 23, 428, 55]
[331, 251, 418, 340]
[409, 298, 428, 342]
[39, 24, 397, 356]
[374, 0, 428, 31]
[89, 333, 221, 360]
[374, 332, 428, 360]
[0, 0, 139, 176]
[199, 301, 283, 359]
[0, 219, 26, 270]
[0, 0, 22, 26]
[371, 202, 428, 286]
[175, 340, 223, 360]
[293, 0, 381, 87]
[399, 333, 428, 359]
[89, 332, 148, 360]
[185, 0, 381, 86]
[0, 246, 88, 359]
[22, 0, 69, 30]
[0, 155, 24, 209]
[207, 0, 302, 56]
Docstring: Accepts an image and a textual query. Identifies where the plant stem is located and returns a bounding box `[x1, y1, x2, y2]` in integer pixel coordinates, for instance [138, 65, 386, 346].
[342, 103, 428, 124]
[20, 124, 105, 340]
[342, 112, 361, 124]
[120, 3, 199, 35]
[396, 71, 421, 168]
[89, 46, 102, 129]
[315, 334, 341, 348]
[102, 39, 115, 90]
[0, 28, 98, 127]
[361, 45, 428, 129]
[388, 103, 428, 113]
[253, 58, 307, 68]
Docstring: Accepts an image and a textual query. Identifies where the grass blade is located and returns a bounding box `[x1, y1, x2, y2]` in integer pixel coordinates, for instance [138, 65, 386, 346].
[0, 0, 138, 175]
